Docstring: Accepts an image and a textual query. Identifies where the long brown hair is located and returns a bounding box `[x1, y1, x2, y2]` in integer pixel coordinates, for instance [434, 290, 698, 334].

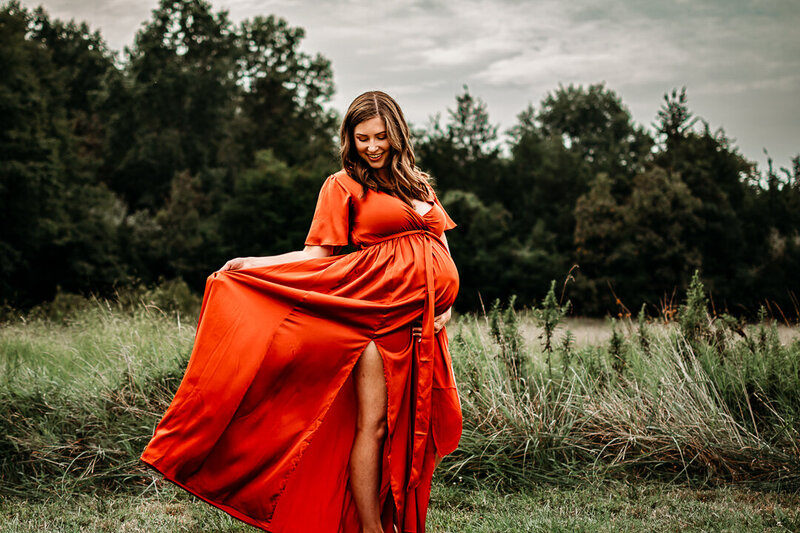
[340, 91, 431, 204]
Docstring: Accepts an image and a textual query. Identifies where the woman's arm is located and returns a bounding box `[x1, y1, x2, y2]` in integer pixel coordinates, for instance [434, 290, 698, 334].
[218, 245, 333, 272]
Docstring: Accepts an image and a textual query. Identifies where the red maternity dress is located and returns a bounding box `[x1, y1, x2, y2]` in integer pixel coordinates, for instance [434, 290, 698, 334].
[140, 169, 462, 532]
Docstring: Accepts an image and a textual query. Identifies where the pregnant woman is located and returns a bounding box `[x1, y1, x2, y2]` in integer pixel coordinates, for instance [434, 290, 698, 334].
[141, 90, 462, 533]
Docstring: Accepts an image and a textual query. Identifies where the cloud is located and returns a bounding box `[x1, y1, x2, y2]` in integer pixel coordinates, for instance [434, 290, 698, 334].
[31, 0, 800, 167]
[692, 74, 800, 96]
[473, 7, 692, 89]
[407, 0, 558, 68]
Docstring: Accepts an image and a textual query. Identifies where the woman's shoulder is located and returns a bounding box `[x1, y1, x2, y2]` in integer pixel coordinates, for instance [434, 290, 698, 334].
[327, 169, 363, 197]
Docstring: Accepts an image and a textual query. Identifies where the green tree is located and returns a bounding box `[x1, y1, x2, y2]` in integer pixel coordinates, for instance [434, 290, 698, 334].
[105, 0, 238, 209]
[219, 150, 321, 263]
[155, 170, 224, 284]
[232, 15, 337, 170]
[620, 167, 703, 302]
[538, 83, 653, 191]
[572, 174, 623, 313]
[505, 104, 589, 255]
[448, 86, 499, 162]
[438, 190, 512, 309]
[653, 89, 752, 306]
[498, 86, 654, 311]
[574, 168, 703, 314]
[416, 86, 503, 199]
[741, 154, 800, 314]
[415, 88, 516, 308]
[0, 2, 125, 306]
[654, 87, 698, 152]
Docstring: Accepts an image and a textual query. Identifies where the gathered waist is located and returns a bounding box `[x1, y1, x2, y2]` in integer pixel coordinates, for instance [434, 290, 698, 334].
[359, 229, 443, 249]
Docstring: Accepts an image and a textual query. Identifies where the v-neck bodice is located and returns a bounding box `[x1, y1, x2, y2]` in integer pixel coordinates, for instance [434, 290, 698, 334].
[332, 176, 449, 248]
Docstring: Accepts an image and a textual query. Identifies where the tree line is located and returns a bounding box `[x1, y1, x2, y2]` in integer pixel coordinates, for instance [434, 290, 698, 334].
[2, 0, 798, 317]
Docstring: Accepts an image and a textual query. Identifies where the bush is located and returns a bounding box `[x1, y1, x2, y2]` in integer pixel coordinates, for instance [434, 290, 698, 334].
[443, 287, 800, 490]
[2, 279, 201, 326]
[0, 298, 193, 497]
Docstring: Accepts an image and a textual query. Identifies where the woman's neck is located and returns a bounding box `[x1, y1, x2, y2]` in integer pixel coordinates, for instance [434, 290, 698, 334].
[375, 166, 390, 181]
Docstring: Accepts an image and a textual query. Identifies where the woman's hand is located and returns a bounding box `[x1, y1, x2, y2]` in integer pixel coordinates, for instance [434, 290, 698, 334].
[412, 307, 452, 340]
[434, 307, 452, 333]
[218, 257, 251, 272]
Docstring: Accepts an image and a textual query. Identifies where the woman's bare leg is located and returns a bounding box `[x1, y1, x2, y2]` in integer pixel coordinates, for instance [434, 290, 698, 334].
[351, 340, 387, 533]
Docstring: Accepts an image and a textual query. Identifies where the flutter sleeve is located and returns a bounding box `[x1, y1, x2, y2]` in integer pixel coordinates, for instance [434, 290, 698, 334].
[304, 174, 352, 251]
[430, 185, 457, 231]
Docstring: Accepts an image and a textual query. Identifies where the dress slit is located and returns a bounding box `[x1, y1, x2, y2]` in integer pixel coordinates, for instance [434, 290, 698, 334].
[271, 336, 396, 532]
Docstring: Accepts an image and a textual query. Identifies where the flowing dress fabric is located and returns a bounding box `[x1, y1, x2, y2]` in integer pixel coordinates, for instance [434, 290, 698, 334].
[140, 170, 462, 532]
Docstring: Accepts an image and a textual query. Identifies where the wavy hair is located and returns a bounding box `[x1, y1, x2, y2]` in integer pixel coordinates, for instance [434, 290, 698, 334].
[340, 91, 431, 205]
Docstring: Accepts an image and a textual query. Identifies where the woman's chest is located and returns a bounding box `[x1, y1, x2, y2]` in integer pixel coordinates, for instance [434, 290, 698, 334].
[350, 190, 445, 242]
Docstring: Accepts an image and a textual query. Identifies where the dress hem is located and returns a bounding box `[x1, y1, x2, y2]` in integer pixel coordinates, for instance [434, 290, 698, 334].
[140, 458, 274, 532]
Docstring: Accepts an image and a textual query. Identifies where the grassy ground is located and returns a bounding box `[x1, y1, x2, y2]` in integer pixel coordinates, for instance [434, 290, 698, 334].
[2, 283, 800, 531]
[2, 480, 799, 532]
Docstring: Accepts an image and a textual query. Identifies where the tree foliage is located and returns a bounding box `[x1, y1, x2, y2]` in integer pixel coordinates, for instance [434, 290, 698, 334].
[0, 0, 337, 306]
[538, 83, 653, 186]
[417, 83, 797, 317]
[1, 0, 797, 317]
[0, 2, 124, 306]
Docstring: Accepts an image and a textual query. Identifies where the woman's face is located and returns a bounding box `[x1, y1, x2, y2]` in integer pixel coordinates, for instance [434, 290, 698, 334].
[353, 115, 391, 172]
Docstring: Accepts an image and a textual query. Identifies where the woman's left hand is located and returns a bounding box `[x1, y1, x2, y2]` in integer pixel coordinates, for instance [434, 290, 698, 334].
[412, 307, 452, 340]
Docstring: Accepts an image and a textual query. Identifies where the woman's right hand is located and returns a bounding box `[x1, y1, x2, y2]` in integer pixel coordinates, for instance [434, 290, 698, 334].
[219, 257, 250, 272]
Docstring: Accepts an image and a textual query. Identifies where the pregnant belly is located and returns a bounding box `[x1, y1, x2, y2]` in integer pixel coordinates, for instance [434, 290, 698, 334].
[433, 250, 459, 315]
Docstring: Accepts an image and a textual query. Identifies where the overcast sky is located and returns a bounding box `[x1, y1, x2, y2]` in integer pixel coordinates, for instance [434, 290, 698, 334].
[36, 0, 800, 172]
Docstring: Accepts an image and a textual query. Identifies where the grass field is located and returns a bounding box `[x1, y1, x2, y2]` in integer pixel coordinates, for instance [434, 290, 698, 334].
[2, 480, 799, 532]
[1, 281, 799, 531]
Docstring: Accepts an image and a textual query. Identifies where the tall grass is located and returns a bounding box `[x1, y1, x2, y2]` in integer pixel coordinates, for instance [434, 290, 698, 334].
[442, 276, 800, 490]
[1, 278, 799, 497]
[0, 284, 197, 497]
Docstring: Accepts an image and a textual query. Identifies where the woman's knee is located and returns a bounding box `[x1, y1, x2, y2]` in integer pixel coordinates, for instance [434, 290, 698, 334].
[356, 416, 387, 441]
